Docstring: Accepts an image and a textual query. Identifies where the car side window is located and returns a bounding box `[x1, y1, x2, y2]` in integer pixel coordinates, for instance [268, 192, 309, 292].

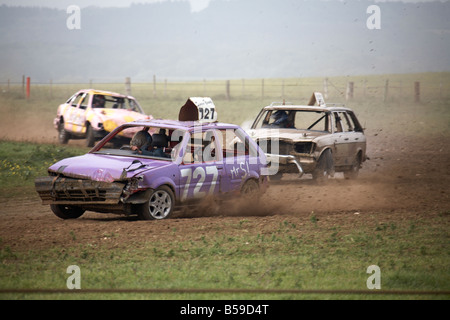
[217, 128, 251, 158]
[127, 99, 139, 112]
[346, 111, 364, 133]
[69, 93, 84, 107]
[339, 112, 354, 132]
[111, 97, 124, 109]
[333, 112, 343, 133]
[183, 130, 218, 164]
[78, 93, 89, 110]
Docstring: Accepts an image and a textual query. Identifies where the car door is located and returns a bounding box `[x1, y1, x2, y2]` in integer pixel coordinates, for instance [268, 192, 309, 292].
[63, 92, 82, 133]
[218, 128, 261, 194]
[332, 111, 352, 166]
[67, 92, 89, 135]
[178, 129, 224, 202]
[343, 111, 366, 160]
[333, 111, 365, 166]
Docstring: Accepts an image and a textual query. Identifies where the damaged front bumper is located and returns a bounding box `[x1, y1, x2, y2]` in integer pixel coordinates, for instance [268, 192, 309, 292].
[266, 154, 304, 178]
[35, 176, 126, 205]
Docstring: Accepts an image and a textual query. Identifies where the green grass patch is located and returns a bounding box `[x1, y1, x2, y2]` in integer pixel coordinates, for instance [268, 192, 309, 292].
[0, 140, 87, 191]
[0, 213, 449, 300]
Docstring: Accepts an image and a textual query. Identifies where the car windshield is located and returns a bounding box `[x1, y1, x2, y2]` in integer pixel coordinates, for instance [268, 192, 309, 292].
[92, 94, 143, 113]
[253, 109, 330, 132]
[93, 125, 186, 161]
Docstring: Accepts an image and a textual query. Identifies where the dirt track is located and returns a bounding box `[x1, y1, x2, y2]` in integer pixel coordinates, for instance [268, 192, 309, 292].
[1, 125, 449, 252]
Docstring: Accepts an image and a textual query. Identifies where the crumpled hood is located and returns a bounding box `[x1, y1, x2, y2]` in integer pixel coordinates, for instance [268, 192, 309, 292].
[249, 128, 326, 142]
[48, 153, 171, 182]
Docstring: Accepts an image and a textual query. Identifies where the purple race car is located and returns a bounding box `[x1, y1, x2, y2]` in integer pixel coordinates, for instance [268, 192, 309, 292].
[35, 119, 269, 220]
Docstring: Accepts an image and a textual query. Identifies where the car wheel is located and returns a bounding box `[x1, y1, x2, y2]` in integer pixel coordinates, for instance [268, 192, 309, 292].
[86, 125, 96, 147]
[58, 122, 70, 144]
[50, 204, 85, 219]
[138, 186, 175, 220]
[312, 149, 334, 183]
[241, 179, 260, 200]
[344, 154, 361, 179]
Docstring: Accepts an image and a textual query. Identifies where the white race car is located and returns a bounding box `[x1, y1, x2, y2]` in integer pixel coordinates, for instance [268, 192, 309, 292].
[54, 89, 151, 147]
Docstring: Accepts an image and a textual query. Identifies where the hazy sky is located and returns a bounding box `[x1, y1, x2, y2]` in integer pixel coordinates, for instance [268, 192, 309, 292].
[1, 0, 448, 81]
[0, 0, 447, 13]
[1, 0, 210, 12]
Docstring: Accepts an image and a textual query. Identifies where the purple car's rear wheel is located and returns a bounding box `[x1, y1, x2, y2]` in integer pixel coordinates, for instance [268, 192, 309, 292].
[241, 179, 260, 200]
[138, 186, 175, 220]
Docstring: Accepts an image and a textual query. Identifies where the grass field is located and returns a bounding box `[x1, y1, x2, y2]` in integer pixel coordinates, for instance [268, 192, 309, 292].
[0, 207, 448, 300]
[0, 72, 449, 300]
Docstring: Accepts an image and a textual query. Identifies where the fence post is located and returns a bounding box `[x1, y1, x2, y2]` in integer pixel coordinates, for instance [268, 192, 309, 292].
[125, 77, 131, 95]
[226, 80, 230, 100]
[383, 79, 389, 102]
[323, 78, 328, 99]
[26, 77, 31, 99]
[346, 81, 354, 101]
[414, 81, 420, 103]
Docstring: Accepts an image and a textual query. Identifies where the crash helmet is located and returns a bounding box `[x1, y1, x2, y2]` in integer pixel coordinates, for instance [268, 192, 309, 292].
[131, 130, 152, 148]
[271, 110, 288, 124]
[93, 95, 106, 107]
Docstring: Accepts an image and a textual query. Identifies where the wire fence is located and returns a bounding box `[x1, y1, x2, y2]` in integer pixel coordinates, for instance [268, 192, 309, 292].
[1, 74, 449, 104]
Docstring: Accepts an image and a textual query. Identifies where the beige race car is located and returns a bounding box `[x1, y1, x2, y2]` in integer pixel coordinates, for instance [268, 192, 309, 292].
[248, 93, 367, 181]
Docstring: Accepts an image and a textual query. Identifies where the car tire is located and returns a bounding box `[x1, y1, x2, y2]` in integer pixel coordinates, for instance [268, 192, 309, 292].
[58, 122, 70, 144]
[138, 186, 175, 220]
[50, 204, 85, 219]
[344, 153, 361, 180]
[312, 149, 334, 183]
[240, 179, 260, 201]
[86, 124, 96, 147]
